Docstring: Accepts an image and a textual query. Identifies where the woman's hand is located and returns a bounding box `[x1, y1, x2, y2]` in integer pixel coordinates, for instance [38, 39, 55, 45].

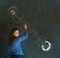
[23, 24, 28, 30]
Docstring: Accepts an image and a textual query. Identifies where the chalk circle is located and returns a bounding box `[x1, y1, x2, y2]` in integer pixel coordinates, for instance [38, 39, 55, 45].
[8, 7, 17, 16]
[41, 41, 51, 51]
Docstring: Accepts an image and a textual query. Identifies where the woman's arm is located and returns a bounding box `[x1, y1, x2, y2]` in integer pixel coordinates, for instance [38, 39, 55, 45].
[18, 23, 29, 42]
[20, 30, 29, 42]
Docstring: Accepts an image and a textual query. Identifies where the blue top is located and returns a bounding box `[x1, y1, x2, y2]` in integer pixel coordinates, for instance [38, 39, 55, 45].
[8, 31, 28, 55]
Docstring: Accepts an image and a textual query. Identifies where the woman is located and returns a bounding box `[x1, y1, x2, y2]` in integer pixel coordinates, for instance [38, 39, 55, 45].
[7, 24, 29, 58]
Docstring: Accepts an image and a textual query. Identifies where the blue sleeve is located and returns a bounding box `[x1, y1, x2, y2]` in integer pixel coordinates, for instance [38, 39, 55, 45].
[18, 31, 29, 42]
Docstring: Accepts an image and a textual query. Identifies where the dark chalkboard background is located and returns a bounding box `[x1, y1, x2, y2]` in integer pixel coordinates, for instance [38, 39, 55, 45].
[0, 0, 60, 58]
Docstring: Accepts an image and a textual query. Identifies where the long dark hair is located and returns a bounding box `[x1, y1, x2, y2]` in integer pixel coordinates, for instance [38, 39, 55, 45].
[7, 27, 19, 45]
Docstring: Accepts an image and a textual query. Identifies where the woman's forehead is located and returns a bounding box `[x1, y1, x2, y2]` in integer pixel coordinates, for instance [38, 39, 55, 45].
[14, 30, 19, 32]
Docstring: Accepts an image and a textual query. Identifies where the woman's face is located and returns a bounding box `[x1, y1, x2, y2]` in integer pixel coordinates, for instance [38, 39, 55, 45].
[13, 30, 20, 37]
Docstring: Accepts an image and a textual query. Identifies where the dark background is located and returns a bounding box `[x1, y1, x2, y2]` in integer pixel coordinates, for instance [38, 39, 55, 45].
[0, 0, 60, 58]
